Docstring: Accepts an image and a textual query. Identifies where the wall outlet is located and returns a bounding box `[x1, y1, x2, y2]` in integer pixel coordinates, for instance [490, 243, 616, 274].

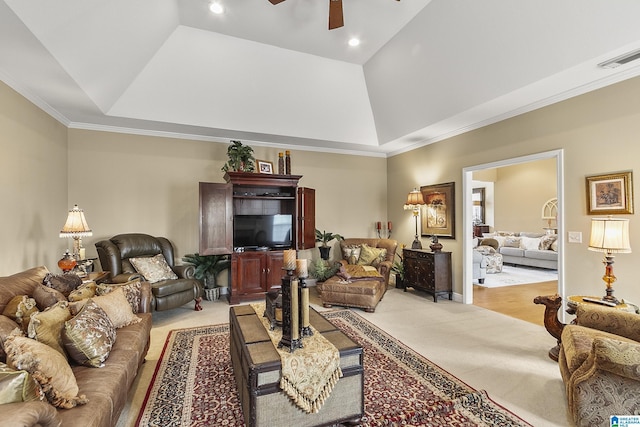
[568, 231, 582, 243]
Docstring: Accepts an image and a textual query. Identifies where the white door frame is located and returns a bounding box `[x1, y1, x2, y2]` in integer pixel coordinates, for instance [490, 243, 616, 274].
[462, 149, 565, 307]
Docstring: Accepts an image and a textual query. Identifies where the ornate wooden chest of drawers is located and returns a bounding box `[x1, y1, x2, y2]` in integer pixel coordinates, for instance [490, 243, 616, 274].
[402, 248, 452, 302]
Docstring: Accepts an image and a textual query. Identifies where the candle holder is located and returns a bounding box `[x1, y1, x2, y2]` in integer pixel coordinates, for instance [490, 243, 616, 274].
[278, 269, 303, 352]
[299, 277, 313, 338]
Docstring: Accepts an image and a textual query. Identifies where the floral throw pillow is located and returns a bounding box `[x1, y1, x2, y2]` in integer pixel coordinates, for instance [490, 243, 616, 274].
[62, 299, 116, 368]
[129, 254, 178, 283]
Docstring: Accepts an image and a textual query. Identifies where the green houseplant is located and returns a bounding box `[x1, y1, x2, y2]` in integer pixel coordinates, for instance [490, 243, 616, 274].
[391, 249, 405, 289]
[221, 140, 255, 173]
[309, 259, 340, 283]
[182, 253, 231, 301]
[315, 229, 344, 260]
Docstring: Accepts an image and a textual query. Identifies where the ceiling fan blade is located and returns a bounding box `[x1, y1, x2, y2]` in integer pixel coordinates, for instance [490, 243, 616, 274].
[329, 0, 344, 30]
[268, 0, 286, 4]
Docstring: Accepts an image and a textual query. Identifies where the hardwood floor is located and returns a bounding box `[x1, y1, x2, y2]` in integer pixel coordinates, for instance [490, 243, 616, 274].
[473, 281, 558, 326]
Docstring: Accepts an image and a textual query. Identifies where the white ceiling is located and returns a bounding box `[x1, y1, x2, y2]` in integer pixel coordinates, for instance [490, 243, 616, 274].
[2, 0, 640, 156]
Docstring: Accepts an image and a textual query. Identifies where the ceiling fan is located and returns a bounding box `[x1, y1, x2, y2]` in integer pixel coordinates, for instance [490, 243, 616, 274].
[268, 0, 400, 30]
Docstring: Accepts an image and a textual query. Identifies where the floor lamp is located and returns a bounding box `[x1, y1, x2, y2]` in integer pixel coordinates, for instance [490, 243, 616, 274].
[404, 188, 425, 249]
[588, 216, 631, 304]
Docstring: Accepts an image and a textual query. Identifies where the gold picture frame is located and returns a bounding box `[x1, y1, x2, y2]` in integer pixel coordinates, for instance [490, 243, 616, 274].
[420, 182, 455, 239]
[257, 160, 274, 174]
[586, 171, 634, 215]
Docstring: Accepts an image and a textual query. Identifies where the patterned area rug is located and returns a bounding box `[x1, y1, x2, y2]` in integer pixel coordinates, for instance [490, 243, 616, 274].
[136, 310, 531, 426]
[482, 265, 558, 288]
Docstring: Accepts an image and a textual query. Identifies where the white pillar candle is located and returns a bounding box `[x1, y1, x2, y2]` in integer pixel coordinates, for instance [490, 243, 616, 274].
[301, 287, 310, 328]
[284, 249, 297, 270]
[296, 258, 308, 277]
[291, 279, 299, 340]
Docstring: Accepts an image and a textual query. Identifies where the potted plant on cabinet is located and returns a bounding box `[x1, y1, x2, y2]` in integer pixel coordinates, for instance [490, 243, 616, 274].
[221, 140, 255, 173]
[182, 253, 231, 301]
[315, 229, 344, 260]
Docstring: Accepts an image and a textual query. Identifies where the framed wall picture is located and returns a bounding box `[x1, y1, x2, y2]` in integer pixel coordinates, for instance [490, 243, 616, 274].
[586, 171, 634, 215]
[257, 160, 274, 174]
[420, 182, 455, 239]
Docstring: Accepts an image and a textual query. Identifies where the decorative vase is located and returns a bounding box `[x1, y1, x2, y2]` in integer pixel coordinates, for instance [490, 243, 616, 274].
[204, 287, 220, 301]
[58, 250, 77, 273]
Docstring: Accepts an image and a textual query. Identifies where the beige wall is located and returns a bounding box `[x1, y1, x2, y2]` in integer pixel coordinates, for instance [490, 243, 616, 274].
[0, 81, 68, 275]
[67, 130, 387, 269]
[388, 76, 640, 304]
[493, 158, 557, 232]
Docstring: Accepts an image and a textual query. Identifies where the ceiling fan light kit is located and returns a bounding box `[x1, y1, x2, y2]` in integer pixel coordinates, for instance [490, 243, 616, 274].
[268, 0, 400, 31]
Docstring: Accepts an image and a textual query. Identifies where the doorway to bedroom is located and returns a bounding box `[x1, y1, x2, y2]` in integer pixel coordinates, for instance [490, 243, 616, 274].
[462, 150, 563, 323]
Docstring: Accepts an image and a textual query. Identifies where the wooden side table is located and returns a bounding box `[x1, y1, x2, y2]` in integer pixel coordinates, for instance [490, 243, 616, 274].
[566, 295, 630, 315]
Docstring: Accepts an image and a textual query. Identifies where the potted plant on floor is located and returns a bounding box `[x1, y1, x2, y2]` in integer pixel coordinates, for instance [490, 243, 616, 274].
[315, 229, 344, 260]
[221, 140, 255, 173]
[309, 259, 340, 283]
[182, 253, 231, 301]
[391, 250, 405, 289]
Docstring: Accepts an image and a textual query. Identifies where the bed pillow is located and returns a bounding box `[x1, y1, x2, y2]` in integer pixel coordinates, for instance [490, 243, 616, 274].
[129, 254, 178, 283]
[62, 299, 116, 368]
[4, 336, 87, 408]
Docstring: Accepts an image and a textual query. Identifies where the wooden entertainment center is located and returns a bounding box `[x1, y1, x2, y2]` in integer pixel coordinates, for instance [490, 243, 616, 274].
[199, 172, 315, 304]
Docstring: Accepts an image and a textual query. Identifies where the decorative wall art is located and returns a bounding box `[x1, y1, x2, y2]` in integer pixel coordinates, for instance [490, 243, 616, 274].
[586, 171, 634, 215]
[257, 160, 274, 174]
[420, 182, 455, 239]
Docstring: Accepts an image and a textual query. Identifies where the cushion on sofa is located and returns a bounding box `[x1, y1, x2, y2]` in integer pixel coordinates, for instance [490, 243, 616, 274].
[519, 236, 541, 250]
[2, 296, 38, 332]
[27, 301, 72, 357]
[503, 237, 521, 248]
[0, 266, 50, 314]
[92, 287, 141, 328]
[499, 247, 525, 257]
[31, 285, 66, 311]
[96, 279, 142, 313]
[0, 361, 43, 403]
[341, 245, 362, 265]
[539, 234, 558, 250]
[524, 250, 557, 261]
[129, 254, 178, 283]
[356, 244, 387, 267]
[62, 300, 116, 368]
[4, 335, 88, 409]
[42, 273, 82, 298]
[67, 281, 97, 302]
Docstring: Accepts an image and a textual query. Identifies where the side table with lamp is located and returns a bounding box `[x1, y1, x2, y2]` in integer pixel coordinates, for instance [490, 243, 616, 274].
[58, 204, 93, 277]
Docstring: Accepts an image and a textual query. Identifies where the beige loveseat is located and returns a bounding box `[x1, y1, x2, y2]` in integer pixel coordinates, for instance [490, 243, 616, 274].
[0, 266, 152, 427]
[558, 303, 640, 426]
[316, 238, 397, 312]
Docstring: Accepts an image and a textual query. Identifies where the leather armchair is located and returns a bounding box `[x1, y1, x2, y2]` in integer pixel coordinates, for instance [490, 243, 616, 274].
[95, 233, 203, 312]
[558, 303, 640, 426]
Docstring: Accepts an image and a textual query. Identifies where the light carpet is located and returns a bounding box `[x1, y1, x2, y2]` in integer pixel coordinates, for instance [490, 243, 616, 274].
[137, 309, 531, 426]
[481, 265, 558, 288]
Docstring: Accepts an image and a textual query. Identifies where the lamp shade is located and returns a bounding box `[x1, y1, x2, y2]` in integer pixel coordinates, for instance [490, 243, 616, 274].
[59, 205, 92, 238]
[404, 188, 425, 210]
[588, 217, 631, 253]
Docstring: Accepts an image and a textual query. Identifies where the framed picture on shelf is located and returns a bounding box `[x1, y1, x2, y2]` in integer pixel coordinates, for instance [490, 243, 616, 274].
[586, 171, 634, 214]
[257, 160, 274, 175]
[420, 182, 455, 239]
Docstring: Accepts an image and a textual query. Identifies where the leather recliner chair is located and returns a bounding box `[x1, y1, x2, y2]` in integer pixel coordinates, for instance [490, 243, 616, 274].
[95, 233, 203, 311]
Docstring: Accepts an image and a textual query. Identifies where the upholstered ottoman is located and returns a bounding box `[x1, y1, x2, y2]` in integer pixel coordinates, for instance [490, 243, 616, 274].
[317, 276, 386, 313]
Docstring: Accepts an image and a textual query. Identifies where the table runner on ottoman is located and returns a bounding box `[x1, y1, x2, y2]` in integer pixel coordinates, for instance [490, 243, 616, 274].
[250, 303, 342, 414]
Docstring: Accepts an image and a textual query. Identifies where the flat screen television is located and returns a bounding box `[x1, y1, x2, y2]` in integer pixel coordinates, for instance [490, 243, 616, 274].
[233, 214, 293, 250]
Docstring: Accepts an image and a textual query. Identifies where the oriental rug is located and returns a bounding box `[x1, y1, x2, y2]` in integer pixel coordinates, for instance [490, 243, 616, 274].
[136, 310, 531, 427]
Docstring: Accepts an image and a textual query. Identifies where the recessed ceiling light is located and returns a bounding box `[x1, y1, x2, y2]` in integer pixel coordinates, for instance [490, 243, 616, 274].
[348, 38, 360, 47]
[209, 2, 224, 14]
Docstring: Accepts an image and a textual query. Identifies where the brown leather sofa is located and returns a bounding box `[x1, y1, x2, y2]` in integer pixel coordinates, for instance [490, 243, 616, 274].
[317, 238, 397, 312]
[558, 303, 640, 426]
[0, 266, 152, 427]
[96, 233, 202, 311]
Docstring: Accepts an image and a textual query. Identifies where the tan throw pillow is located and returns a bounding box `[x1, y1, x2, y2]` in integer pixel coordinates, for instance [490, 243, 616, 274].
[2, 296, 38, 332]
[503, 237, 521, 248]
[67, 281, 97, 302]
[0, 362, 43, 404]
[96, 279, 142, 314]
[92, 287, 141, 328]
[27, 301, 72, 357]
[42, 273, 82, 297]
[341, 245, 362, 265]
[129, 254, 178, 283]
[62, 299, 116, 368]
[4, 336, 87, 409]
[357, 244, 387, 268]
